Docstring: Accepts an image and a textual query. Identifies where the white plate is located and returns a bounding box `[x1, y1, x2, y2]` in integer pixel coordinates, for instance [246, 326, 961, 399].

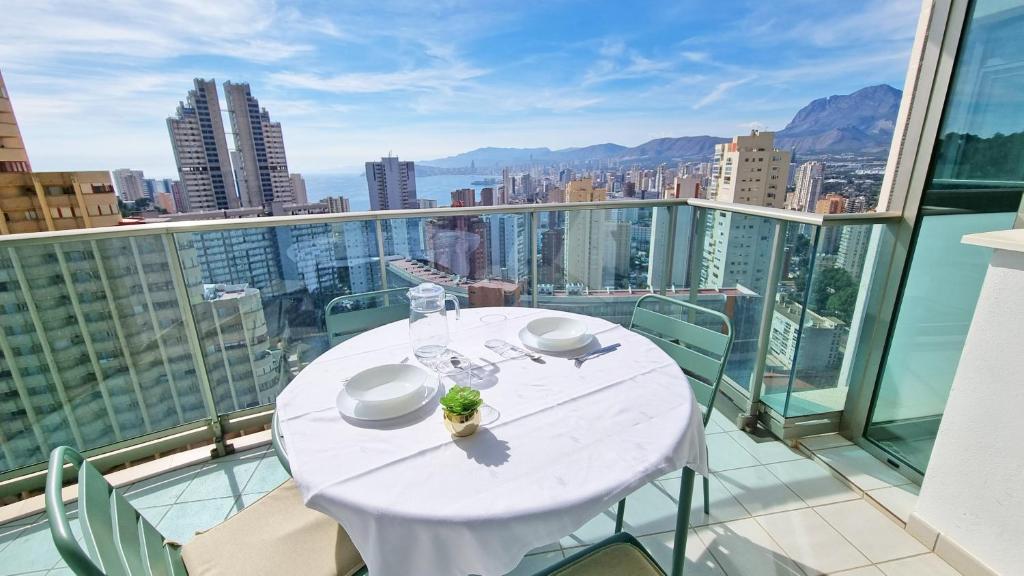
[337, 374, 439, 421]
[521, 316, 591, 351]
[519, 325, 594, 353]
[345, 364, 427, 406]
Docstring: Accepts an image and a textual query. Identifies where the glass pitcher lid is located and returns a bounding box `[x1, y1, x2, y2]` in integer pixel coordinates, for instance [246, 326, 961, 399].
[408, 282, 444, 300]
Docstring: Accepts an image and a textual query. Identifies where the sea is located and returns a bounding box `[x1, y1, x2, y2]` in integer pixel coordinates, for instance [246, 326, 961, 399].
[303, 173, 495, 212]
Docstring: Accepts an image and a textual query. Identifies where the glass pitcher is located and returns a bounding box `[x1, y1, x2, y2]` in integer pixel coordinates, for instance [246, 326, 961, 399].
[408, 282, 460, 364]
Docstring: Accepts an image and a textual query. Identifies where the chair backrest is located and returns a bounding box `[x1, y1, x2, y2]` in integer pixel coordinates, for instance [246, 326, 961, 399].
[45, 446, 187, 576]
[629, 294, 734, 426]
[324, 287, 412, 347]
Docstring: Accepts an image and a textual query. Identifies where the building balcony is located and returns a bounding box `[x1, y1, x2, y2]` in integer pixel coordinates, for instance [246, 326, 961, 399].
[0, 199, 1012, 576]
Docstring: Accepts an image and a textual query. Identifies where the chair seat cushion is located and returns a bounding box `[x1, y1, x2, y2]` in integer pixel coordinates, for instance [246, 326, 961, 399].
[181, 479, 363, 576]
[548, 541, 665, 575]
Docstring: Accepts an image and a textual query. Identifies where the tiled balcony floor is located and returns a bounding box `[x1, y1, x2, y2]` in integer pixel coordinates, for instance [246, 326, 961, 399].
[0, 410, 960, 576]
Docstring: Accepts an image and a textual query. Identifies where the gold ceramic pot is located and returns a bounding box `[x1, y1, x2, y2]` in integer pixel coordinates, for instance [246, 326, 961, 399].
[443, 409, 481, 437]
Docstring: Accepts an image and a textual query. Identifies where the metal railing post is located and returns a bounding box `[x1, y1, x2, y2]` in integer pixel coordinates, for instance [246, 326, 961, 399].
[374, 220, 390, 306]
[661, 205, 679, 296]
[687, 207, 706, 320]
[745, 220, 787, 430]
[530, 212, 539, 307]
[163, 233, 231, 457]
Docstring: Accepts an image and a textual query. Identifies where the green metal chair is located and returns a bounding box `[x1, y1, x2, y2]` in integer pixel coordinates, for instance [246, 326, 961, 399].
[45, 446, 366, 576]
[533, 470, 697, 576]
[616, 294, 734, 529]
[324, 287, 412, 347]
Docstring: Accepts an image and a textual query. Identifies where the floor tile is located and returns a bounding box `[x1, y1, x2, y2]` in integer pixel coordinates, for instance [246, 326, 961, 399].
[716, 466, 807, 517]
[559, 507, 617, 548]
[504, 550, 563, 576]
[815, 500, 928, 563]
[559, 482, 678, 547]
[765, 459, 860, 507]
[707, 433, 761, 472]
[815, 446, 910, 492]
[727, 431, 804, 465]
[695, 518, 805, 576]
[799, 434, 853, 452]
[527, 541, 562, 554]
[617, 482, 681, 537]
[0, 520, 39, 555]
[138, 504, 172, 527]
[155, 497, 237, 544]
[659, 473, 751, 527]
[833, 567, 885, 576]
[876, 554, 961, 576]
[638, 530, 727, 576]
[0, 520, 62, 575]
[708, 409, 740, 433]
[705, 418, 727, 435]
[867, 485, 919, 524]
[241, 453, 290, 495]
[123, 464, 203, 509]
[174, 451, 263, 504]
[755, 508, 870, 575]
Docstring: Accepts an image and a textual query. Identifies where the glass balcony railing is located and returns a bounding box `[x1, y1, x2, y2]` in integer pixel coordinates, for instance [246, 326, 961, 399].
[0, 200, 897, 492]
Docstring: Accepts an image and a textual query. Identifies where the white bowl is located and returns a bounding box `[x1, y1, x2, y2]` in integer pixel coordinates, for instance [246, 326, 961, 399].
[521, 317, 592, 352]
[337, 375, 439, 421]
[344, 364, 427, 407]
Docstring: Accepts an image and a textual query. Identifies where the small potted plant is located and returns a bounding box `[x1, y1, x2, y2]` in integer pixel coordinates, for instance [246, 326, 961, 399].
[440, 386, 483, 437]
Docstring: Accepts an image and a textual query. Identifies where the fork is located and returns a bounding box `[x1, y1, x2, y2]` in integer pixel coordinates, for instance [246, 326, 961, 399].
[573, 343, 620, 368]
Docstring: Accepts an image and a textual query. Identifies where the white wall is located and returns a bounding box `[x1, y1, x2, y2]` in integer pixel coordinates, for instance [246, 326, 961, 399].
[912, 240, 1024, 576]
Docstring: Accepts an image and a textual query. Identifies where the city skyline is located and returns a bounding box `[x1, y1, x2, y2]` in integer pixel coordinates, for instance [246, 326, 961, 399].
[0, 0, 919, 177]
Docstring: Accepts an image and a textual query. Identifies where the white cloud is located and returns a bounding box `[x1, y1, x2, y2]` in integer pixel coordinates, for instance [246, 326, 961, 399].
[0, 0, 326, 65]
[268, 63, 488, 95]
[693, 76, 757, 109]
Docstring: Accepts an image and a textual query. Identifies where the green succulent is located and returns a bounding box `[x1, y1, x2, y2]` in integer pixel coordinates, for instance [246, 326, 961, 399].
[440, 386, 482, 415]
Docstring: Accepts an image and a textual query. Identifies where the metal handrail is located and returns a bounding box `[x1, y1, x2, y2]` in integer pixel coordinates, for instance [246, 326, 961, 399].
[0, 199, 903, 495]
[0, 198, 900, 247]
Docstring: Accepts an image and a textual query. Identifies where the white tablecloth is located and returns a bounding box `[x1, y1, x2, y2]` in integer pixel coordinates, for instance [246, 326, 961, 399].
[277, 306, 707, 576]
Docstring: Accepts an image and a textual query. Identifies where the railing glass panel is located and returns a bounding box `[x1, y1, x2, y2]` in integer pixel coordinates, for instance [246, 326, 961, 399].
[693, 207, 777, 394]
[0, 235, 208, 473]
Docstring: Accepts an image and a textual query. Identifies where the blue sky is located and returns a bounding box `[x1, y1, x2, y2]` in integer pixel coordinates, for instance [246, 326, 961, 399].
[1, 0, 920, 178]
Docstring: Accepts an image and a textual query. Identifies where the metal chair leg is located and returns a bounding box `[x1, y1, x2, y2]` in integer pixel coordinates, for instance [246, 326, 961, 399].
[670, 468, 696, 576]
[703, 475, 710, 515]
[614, 498, 626, 533]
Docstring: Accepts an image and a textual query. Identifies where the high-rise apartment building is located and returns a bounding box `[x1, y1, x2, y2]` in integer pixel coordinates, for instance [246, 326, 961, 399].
[815, 194, 846, 214]
[365, 156, 417, 210]
[564, 178, 608, 202]
[0, 236, 271, 467]
[500, 167, 513, 205]
[667, 175, 700, 199]
[479, 187, 495, 206]
[154, 192, 176, 213]
[290, 173, 307, 204]
[708, 130, 790, 207]
[450, 188, 476, 207]
[0, 70, 121, 234]
[224, 82, 293, 208]
[112, 169, 146, 201]
[703, 131, 791, 290]
[792, 161, 825, 212]
[837, 225, 872, 278]
[167, 79, 239, 213]
[325, 196, 350, 213]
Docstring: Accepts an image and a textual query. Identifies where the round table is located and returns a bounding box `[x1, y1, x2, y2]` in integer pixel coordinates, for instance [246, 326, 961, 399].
[277, 306, 708, 576]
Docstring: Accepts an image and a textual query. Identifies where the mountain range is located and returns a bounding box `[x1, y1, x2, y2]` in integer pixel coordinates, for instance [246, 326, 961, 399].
[422, 84, 902, 168]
